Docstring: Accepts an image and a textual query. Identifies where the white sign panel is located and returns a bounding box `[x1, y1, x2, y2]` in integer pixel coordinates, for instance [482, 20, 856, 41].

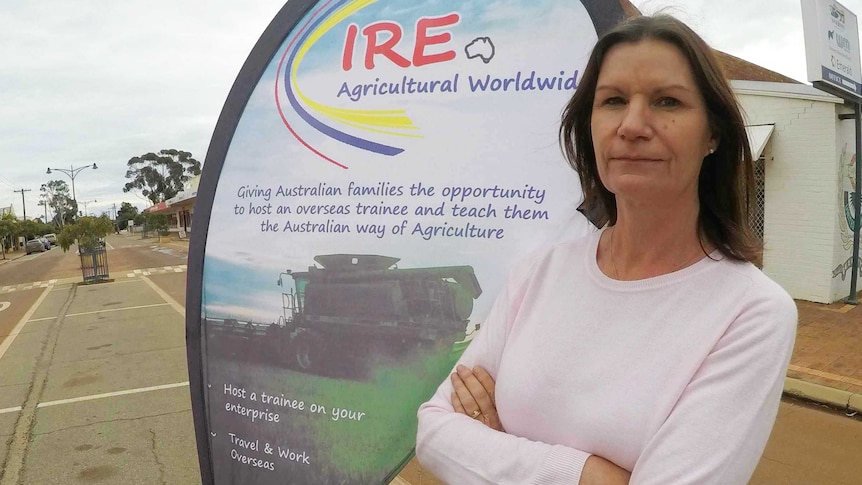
[803, 0, 862, 97]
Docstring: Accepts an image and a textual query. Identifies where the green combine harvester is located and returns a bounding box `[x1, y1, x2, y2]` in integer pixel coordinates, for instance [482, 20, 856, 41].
[272, 254, 483, 377]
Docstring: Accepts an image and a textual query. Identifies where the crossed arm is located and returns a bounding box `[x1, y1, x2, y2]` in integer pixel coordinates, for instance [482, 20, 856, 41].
[449, 364, 631, 485]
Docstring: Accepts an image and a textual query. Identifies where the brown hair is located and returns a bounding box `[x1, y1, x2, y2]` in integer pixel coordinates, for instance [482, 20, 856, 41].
[560, 15, 760, 263]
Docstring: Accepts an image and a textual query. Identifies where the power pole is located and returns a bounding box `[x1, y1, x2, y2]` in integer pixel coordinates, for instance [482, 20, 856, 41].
[13, 189, 31, 220]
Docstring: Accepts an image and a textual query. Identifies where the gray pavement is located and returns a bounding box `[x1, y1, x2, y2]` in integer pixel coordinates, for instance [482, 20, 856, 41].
[0, 235, 199, 485]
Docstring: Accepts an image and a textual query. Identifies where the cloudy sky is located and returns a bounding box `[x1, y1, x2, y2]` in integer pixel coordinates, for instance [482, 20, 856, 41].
[0, 0, 858, 219]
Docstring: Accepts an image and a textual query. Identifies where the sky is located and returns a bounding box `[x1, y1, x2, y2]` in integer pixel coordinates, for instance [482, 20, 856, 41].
[1, 0, 860, 220]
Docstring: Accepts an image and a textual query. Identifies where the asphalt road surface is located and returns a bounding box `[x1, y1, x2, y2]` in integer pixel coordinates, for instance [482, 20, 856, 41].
[1, 233, 861, 484]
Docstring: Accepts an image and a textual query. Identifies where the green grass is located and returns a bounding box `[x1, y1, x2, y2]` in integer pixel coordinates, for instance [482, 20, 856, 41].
[208, 345, 462, 483]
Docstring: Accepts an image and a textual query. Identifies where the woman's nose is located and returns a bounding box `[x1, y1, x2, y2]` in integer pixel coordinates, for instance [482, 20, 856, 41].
[617, 100, 653, 140]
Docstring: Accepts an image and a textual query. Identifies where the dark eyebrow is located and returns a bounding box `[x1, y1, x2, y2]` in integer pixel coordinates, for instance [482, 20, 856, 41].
[595, 83, 696, 94]
[655, 84, 696, 94]
[595, 85, 621, 92]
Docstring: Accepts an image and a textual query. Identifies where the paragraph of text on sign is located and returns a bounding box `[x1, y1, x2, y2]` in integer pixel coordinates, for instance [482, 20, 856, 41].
[233, 181, 550, 241]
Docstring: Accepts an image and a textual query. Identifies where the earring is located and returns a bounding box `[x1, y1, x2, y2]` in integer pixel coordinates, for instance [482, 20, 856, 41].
[709, 147, 715, 154]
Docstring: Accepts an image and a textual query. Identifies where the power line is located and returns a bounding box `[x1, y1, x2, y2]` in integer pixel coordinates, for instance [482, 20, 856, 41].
[0, 175, 20, 190]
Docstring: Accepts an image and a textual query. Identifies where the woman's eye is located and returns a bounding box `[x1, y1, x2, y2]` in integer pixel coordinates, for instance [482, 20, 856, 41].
[656, 97, 681, 108]
[601, 96, 626, 106]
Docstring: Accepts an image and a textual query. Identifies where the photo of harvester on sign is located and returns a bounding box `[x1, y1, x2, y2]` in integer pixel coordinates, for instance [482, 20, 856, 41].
[206, 254, 483, 379]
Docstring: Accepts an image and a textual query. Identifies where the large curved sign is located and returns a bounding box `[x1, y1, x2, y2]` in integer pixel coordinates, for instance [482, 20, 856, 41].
[187, 1, 625, 483]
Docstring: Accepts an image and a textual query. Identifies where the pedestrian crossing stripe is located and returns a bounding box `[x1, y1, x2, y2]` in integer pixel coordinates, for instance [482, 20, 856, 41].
[125, 265, 188, 278]
[0, 281, 52, 294]
[0, 266, 188, 294]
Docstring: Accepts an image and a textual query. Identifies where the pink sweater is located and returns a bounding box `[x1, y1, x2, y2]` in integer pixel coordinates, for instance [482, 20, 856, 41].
[416, 230, 797, 484]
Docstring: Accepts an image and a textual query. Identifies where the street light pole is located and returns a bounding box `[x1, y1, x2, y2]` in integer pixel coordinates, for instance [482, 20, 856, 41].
[39, 200, 48, 223]
[46, 163, 97, 221]
[81, 200, 97, 217]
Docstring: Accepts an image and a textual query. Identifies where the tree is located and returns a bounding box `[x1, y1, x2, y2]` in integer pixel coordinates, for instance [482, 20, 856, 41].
[57, 216, 113, 253]
[18, 219, 39, 239]
[144, 212, 170, 235]
[0, 213, 19, 259]
[123, 149, 201, 205]
[115, 202, 139, 230]
[40, 180, 77, 227]
[34, 220, 54, 236]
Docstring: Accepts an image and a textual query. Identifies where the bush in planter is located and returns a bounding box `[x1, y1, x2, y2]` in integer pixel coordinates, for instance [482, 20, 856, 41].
[57, 216, 113, 253]
[144, 213, 171, 239]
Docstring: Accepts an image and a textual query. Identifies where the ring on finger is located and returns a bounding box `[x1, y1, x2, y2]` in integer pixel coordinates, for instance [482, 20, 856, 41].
[470, 409, 481, 419]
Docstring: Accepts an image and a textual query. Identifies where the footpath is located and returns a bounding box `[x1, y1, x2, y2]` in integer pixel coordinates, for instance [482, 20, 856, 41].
[785, 299, 862, 414]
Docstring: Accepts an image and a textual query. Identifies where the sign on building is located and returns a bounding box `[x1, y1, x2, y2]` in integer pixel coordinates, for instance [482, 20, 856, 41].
[803, 0, 862, 98]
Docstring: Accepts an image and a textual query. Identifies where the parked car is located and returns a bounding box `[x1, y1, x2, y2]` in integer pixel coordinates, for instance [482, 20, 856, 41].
[25, 239, 46, 255]
[39, 237, 51, 250]
[43, 233, 57, 244]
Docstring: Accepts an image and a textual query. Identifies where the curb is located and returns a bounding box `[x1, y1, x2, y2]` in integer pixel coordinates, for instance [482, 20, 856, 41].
[0, 253, 27, 266]
[783, 377, 862, 414]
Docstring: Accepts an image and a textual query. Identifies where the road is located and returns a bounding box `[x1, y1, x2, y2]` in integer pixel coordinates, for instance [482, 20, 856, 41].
[0, 233, 194, 485]
[1, 234, 861, 484]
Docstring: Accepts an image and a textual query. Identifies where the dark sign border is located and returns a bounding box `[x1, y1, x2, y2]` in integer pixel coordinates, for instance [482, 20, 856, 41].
[186, 1, 625, 483]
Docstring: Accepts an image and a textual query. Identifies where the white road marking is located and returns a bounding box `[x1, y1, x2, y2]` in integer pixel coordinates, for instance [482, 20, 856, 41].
[37, 381, 190, 408]
[77, 278, 141, 287]
[105, 242, 114, 250]
[0, 286, 53, 363]
[60, 303, 171, 319]
[25, 316, 56, 323]
[0, 406, 23, 415]
[0, 301, 10, 312]
[141, 276, 185, 317]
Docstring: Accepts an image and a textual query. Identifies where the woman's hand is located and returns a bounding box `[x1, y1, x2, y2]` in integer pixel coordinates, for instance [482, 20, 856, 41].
[450, 365, 505, 432]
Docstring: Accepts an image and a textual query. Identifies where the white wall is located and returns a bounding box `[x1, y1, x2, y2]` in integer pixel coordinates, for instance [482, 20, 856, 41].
[830, 106, 862, 300]
[737, 93, 841, 302]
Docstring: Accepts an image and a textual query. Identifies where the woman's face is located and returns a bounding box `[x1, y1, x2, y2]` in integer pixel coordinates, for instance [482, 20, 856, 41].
[590, 39, 716, 207]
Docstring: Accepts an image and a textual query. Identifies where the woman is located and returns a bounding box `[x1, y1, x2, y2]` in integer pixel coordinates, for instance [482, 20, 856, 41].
[416, 15, 797, 485]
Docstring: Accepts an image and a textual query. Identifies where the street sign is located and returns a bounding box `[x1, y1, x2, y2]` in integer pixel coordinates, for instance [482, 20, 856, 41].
[803, 0, 862, 98]
[186, 1, 625, 483]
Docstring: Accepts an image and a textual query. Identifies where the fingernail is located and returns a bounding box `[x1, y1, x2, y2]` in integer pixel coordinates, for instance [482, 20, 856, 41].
[456, 365, 467, 373]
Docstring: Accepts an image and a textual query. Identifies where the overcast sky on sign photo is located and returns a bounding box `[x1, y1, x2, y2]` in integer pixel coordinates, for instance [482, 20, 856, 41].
[0, 0, 857, 219]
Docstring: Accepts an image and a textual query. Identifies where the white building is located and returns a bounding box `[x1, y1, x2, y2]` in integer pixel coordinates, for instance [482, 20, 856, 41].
[735, 80, 859, 303]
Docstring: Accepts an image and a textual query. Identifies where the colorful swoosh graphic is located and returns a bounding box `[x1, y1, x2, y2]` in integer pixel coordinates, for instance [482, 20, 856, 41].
[275, 0, 421, 168]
